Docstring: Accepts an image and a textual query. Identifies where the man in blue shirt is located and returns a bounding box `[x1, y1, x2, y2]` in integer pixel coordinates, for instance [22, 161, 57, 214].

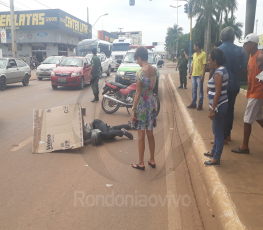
[213, 27, 247, 144]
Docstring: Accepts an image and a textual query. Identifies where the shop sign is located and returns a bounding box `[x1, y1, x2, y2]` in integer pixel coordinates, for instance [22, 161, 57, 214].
[36, 32, 48, 37]
[97, 30, 117, 43]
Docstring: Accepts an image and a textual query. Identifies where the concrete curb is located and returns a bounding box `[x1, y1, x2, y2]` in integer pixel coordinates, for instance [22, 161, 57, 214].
[168, 74, 246, 230]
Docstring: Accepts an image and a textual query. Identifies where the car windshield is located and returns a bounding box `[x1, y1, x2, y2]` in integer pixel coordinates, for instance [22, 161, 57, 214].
[113, 43, 131, 52]
[0, 59, 7, 69]
[59, 58, 83, 67]
[123, 52, 156, 64]
[77, 45, 97, 57]
[43, 57, 62, 64]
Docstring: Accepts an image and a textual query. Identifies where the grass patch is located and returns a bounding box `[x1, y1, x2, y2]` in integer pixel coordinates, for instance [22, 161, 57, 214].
[240, 85, 248, 90]
[167, 59, 173, 62]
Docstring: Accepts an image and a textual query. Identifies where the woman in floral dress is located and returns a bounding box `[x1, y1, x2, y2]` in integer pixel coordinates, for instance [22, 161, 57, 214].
[131, 46, 158, 170]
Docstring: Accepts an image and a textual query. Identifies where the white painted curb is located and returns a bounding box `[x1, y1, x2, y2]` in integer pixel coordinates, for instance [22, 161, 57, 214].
[168, 74, 246, 230]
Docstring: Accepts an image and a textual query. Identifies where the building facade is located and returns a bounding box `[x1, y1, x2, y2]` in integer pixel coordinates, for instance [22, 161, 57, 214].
[97, 30, 118, 43]
[259, 34, 263, 50]
[111, 31, 142, 46]
[0, 9, 92, 64]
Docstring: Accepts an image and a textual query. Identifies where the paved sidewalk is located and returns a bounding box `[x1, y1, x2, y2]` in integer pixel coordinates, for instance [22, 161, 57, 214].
[170, 70, 263, 230]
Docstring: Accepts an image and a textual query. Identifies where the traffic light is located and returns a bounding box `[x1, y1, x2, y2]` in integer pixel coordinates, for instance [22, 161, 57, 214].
[129, 0, 135, 6]
[184, 4, 189, 13]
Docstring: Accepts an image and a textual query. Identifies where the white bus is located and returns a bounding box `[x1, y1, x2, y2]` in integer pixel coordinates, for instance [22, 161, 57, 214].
[111, 37, 133, 71]
[76, 39, 112, 58]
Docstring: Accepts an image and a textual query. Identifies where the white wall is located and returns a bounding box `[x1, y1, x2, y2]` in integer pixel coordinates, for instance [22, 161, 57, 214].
[46, 44, 58, 57]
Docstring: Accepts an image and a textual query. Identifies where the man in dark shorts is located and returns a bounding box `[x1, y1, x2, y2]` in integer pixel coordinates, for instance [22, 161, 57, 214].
[90, 48, 101, 102]
[83, 119, 133, 144]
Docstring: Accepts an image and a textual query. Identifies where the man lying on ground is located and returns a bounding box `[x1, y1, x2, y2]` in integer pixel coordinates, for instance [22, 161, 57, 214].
[83, 119, 133, 145]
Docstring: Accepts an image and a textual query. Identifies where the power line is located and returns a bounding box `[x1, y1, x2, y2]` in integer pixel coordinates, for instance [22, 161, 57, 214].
[0, 0, 24, 10]
[33, 0, 51, 9]
[14, 0, 33, 10]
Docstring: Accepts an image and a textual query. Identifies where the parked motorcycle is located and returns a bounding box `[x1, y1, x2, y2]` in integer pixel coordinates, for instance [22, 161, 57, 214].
[101, 81, 160, 116]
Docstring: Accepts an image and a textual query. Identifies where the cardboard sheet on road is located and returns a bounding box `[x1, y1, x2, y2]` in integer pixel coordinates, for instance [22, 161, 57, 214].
[32, 103, 84, 154]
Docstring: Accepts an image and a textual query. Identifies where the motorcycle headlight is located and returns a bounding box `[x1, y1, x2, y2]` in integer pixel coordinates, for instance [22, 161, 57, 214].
[118, 71, 125, 76]
[51, 72, 55, 76]
[71, 72, 80, 77]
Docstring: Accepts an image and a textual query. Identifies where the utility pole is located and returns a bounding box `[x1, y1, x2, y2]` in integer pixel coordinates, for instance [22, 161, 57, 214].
[118, 28, 124, 37]
[10, 0, 17, 58]
[176, 0, 178, 58]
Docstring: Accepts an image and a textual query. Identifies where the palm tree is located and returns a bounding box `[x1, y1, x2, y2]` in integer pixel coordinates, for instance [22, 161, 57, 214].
[191, 0, 218, 55]
[245, 0, 257, 36]
[165, 24, 183, 57]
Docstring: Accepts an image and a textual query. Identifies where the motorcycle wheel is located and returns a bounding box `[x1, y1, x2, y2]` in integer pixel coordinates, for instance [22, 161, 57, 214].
[101, 95, 120, 114]
[154, 95, 161, 117]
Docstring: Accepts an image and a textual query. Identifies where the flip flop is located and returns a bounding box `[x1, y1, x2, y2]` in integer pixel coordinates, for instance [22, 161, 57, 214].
[231, 147, 250, 154]
[132, 163, 145, 170]
[148, 161, 156, 168]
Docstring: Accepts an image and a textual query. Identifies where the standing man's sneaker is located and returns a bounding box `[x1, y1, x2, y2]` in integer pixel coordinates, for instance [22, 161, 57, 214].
[187, 104, 196, 109]
[197, 105, 203, 110]
[121, 129, 133, 139]
[178, 85, 183, 89]
[231, 147, 250, 154]
[184, 84, 187, 89]
[204, 160, 220, 166]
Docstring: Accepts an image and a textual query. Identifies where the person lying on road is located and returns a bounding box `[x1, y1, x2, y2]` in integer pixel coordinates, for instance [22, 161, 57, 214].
[83, 119, 133, 145]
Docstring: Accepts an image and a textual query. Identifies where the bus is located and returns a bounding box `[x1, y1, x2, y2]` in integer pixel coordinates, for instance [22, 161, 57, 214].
[76, 39, 112, 58]
[111, 37, 133, 71]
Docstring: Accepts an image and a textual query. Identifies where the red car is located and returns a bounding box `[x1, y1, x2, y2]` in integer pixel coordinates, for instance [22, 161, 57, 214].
[51, 57, 92, 90]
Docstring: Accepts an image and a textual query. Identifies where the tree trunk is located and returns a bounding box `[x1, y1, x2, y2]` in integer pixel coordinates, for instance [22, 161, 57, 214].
[204, 12, 212, 56]
[219, 12, 223, 40]
[245, 0, 257, 36]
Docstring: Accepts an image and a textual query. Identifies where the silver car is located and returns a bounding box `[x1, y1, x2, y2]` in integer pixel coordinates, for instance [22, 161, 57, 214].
[36, 56, 64, 80]
[0, 58, 31, 91]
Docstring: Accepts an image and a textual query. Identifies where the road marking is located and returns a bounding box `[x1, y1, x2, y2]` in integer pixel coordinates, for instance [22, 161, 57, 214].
[11, 137, 33, 152]
[161, 79, 182, 230]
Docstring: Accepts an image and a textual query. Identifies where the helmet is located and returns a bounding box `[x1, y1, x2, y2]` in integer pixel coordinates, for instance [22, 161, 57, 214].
[91, 129, 102, 145]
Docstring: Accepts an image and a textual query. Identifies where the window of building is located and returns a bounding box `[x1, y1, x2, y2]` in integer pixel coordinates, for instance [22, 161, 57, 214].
[58, 46, 68, 56]
[8, 44, 22, 51]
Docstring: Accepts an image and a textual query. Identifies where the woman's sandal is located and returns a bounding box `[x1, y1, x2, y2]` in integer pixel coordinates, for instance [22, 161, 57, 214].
[148, 161, 156, 168]
[132, 163, 145, 170]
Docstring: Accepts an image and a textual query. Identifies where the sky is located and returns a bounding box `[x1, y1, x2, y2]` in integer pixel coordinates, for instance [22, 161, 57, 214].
[1, 0, 263, 51]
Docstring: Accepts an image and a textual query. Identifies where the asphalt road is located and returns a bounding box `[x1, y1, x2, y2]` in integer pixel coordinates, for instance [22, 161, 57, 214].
[0, 65, 216, 230]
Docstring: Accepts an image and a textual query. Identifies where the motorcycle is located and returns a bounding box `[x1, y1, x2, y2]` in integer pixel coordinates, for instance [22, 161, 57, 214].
[101, 81, 160, 116]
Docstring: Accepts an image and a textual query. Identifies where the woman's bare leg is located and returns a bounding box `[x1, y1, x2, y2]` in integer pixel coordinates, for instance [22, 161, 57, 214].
[133, 129, 145, 167]
[146, 129, 155, 165]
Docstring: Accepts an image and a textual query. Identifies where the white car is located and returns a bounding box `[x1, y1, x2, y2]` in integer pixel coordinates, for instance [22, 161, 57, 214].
[36, 56, 64, 80]
[85, 53, 111, 77]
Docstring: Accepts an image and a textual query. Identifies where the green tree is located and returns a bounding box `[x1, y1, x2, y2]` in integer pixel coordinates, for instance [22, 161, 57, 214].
[165, 24, 183, 57]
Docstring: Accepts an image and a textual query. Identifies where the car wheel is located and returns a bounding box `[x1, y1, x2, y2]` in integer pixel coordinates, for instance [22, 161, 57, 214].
[22, 74, 30, 86]
[78, 76, 84, 90]
[38, 77, 43, 80]
[107, 66, 111, 76]
[52, 85, 58, 89]
[0, 76, 6, 91]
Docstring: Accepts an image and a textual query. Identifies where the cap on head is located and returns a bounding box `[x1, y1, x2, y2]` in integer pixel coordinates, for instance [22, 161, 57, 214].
[221, 26, 235, 42]
[239, 33, 259, 44]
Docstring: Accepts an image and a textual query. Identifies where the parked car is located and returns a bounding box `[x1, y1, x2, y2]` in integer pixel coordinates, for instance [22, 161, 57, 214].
[36, 56, 64, 80]
[50, 57, 92, 90]
[0, 58, 31, 91]
[115, 49, 164, 95]
[85, 53, 111, 77]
